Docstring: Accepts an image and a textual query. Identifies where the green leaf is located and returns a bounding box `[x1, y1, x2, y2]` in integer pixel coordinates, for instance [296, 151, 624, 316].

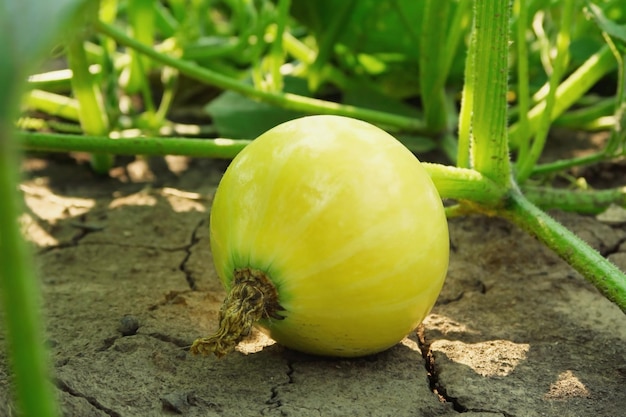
[206, 76, 309, 139]
[586, 1, 626, 44]
[291, 0, 423, 58]
[0, 0, 87, 72]
[341, 81, 419, 118]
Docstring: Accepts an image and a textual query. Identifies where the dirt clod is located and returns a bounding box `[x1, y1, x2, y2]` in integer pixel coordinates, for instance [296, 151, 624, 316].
[118, 315, 140, 336]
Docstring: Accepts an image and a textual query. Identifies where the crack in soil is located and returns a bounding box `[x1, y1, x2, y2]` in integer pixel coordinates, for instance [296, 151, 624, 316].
[416, 326, 467, 413]
[265, 360, 294, 413]
[55, 378, 121, 417]
[147, 332, 193, 349]
[147, 289, 195, 312]
[96, 336, 119, 352]
[179, 218, 206, 290]
[96, 331, 191, 353]
[416, 326, 516, 416]
[36, 214, 105, 255]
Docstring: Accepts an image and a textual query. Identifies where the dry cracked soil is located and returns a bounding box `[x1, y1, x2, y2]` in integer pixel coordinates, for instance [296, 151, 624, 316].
[1, 152, 625, 417]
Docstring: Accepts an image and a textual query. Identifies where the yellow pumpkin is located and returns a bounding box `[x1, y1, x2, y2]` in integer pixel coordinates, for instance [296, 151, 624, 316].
[192, 115, 449, 357]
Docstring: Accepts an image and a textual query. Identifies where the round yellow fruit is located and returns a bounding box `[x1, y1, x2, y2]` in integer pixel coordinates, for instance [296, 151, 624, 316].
[193, 115, 449, 357]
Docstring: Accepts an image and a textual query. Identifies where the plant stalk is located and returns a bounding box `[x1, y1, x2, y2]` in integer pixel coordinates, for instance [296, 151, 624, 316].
[0, 134, 60, 417]
[469, 0, 512, 186]
[0, 42, 59, 417]
[66, 33, 113, 174]
[509, 45, 617, 146]
[503, 191, 626, 313]
[420, 0, 451, 134]
[522, 185, 626, 214]
[17, 131, 251, 159]
[516, 0, 574, 183]
[422, 163, 504, 205]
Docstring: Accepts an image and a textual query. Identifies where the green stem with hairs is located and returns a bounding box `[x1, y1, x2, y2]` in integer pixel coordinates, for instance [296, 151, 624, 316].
[457, 18, 475, 169]
[521, 185, 626, 215]
[502, 191, 626, 312]
[513, 0, 531, 171]
[422, 163, 504, 205]
[469, 0, 512, 186]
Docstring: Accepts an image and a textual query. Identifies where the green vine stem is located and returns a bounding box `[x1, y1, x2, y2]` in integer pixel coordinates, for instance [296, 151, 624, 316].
[0, 135, 59, 417]
[22, 130, 626, 218]
[0, 137, 59, 417]
[307, 0, 356, 92]
[422, 162, 504, 205]
[420, 0, 451, 134]
[503, 191, 626, 313]
[24, 89, 79, 121]
[456, 20, 475, 169]
[521, 185, 626, 214]
[508, 45, 617, 147]
[513, 0, 531, 168]
[516, 0, 574, 183]
[266, 0, 291, 92]
[552, 97, 615, 129]
[17, 131, 250, 159]
[469, 0, 512, 186]
[125, 0, 155, 94]
[94, 19, 429, 134]
[15, 131, 507, 205]
[66, 31, 113, 174]
[531, 151, 609, 176]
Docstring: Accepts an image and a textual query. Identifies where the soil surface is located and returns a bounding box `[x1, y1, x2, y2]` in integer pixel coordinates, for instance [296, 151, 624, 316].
[1, 152, 626, 417]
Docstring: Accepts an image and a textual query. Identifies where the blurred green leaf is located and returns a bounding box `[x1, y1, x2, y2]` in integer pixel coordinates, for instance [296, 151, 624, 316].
[0, 0, 87, 72]
[396, 134, 438, 154]
[341, 81, 419, 118]
[291, 0, 423, 58]
[206, 76, 309, 138]
[586, 1, 626, 43]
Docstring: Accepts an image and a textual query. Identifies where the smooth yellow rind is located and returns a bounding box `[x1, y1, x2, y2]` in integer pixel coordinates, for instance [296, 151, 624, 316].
[209, 115, 449, 357]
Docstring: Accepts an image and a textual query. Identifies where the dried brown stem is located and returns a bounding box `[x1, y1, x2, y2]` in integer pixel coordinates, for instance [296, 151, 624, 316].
[190, 268, 284, 358]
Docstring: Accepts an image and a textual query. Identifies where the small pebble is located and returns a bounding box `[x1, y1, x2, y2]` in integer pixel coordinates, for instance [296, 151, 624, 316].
[118, 315, 140, 336]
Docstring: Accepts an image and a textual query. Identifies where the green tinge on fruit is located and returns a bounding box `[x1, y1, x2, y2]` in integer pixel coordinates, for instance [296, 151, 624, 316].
[194, 115, 449, 357]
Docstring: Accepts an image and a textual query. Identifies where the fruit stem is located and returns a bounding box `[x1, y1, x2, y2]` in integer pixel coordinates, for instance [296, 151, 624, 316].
[190, 268, 283, 357]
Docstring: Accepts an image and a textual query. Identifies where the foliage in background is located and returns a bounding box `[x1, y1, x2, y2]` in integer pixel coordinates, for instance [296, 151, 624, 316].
[3, 0, 626, 415]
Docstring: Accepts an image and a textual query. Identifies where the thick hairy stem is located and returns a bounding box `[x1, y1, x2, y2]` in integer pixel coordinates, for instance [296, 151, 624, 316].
[503, 191, 626, 313]
[190, 268, 284, 357]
